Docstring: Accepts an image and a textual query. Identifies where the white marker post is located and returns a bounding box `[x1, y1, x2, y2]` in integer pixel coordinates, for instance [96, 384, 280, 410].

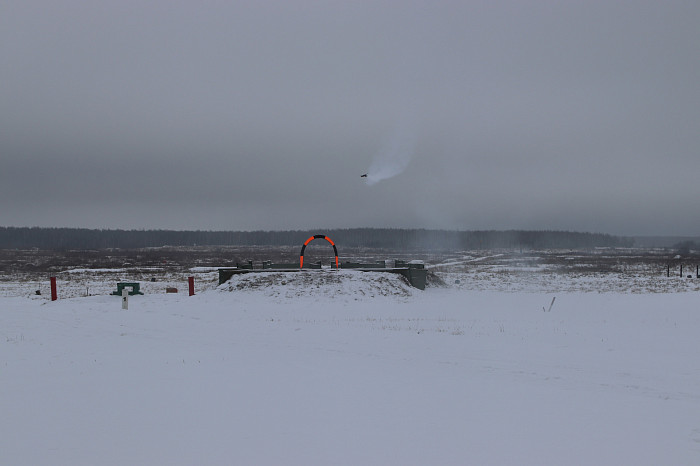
[122, 288, 129, 310]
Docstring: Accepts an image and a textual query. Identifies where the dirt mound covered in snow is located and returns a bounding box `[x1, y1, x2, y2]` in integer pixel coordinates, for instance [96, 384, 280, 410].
[217, 269, 415, 299]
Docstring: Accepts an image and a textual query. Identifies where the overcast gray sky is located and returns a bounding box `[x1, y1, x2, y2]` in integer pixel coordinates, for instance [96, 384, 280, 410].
[2, 0, 699, 235]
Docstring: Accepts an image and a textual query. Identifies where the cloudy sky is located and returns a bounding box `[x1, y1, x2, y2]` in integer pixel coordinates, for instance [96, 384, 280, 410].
[2, 0, 699, 235]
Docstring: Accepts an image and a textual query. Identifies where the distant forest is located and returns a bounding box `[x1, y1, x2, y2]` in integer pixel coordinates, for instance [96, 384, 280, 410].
[0, 227, 634, 251]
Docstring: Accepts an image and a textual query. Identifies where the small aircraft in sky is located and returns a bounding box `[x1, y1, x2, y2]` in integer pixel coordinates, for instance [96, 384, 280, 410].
[361, 173, 367, 178]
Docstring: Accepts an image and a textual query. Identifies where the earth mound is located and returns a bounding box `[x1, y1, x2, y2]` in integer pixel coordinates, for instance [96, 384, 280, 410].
[217, 269, 415, 299]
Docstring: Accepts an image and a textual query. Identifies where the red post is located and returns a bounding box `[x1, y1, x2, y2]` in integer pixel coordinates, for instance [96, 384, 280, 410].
[50, 277, 57, 301]
[188, 276, 195, 296]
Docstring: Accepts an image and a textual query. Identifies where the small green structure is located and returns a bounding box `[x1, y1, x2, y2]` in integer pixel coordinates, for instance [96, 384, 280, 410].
[111, 282, 144, 296]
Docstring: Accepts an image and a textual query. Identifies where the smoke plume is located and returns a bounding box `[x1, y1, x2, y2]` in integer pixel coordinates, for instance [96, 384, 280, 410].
[365, 120, 416, 186]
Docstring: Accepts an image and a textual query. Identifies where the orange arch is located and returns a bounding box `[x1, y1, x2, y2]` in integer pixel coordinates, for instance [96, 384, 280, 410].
[300, 235, 339, 268]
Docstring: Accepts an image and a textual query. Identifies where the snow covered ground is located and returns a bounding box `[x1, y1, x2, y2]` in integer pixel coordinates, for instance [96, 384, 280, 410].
[2, 269, 700, 464]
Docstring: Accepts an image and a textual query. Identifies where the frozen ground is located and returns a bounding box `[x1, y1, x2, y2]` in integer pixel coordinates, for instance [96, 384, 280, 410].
[2, 256, 700, 464]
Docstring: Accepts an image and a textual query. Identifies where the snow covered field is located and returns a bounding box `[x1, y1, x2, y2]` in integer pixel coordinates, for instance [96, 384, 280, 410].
[2, 266, 700, 464]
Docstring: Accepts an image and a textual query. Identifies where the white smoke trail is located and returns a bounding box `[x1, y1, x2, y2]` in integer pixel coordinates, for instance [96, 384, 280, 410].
[365, 120, 417, 186]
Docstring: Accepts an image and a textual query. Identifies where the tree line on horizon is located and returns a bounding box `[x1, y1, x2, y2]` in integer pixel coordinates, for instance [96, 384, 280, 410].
[0, 227, 634, 251]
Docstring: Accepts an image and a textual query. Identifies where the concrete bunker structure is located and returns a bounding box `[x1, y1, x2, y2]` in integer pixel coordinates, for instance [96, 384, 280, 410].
[217, 234, 427, 290]
[218, 260, 426, 290]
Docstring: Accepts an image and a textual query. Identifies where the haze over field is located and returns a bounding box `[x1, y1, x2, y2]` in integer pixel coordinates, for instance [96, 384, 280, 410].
[2, 1, 699, 234]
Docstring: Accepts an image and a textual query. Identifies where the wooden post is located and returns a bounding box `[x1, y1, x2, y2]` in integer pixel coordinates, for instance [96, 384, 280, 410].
[121, 288, 129, 310]
[188, 276, 195, 296]
[50, 277, 57, 301]
[680, 264, 683, 277]
[667, 264, 670, 277]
